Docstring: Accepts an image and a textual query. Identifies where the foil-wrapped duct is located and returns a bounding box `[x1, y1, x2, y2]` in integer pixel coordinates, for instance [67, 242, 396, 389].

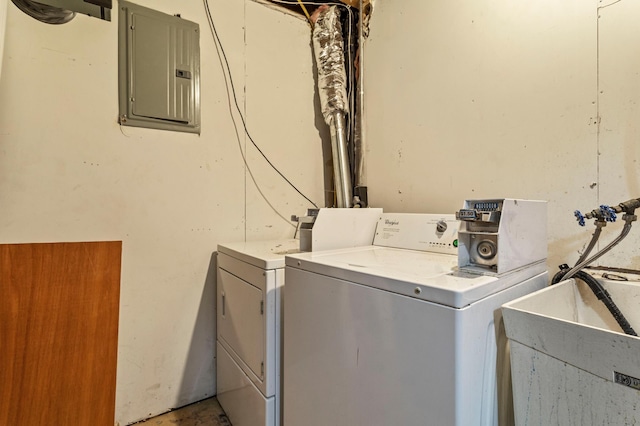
[313, 6, 349, 125]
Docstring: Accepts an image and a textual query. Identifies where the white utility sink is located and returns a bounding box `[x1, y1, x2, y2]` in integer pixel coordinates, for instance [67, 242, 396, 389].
[502, 277, 640, 426]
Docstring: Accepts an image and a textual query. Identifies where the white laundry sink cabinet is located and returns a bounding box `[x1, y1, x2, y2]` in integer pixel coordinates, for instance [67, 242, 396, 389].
[502, 277, 640, 426]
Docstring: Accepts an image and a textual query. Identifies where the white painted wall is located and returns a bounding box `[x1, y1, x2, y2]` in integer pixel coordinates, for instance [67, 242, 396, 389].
[597, 0, 640, 268]
[0, 0, 322, 424]
[365, 0, 640, 272]
[244, 0, 325, 237]
[0, 0, 6, 79]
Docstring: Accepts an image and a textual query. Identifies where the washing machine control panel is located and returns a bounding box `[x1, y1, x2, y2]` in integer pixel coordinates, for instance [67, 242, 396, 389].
[373, 213, 458, 255]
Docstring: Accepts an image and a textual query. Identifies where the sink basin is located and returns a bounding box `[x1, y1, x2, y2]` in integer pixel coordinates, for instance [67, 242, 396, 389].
[502, 277, 640, 425]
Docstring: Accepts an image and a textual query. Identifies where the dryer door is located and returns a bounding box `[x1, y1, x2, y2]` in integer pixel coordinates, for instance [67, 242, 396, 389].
[218, 268, 265, 381]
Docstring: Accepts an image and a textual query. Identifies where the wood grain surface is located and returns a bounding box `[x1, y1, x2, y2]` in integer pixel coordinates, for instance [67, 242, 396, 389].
[0, 241, 122, 426]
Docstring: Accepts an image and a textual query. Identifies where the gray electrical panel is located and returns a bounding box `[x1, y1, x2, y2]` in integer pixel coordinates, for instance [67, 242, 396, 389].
[118, 1, 200, 134]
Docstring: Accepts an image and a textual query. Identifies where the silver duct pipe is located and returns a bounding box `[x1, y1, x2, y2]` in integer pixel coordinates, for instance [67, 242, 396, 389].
[313, 6, 352, 208]
[330, 111, 352, 208]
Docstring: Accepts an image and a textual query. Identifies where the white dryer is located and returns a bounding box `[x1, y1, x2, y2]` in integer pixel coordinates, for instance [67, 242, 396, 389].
[283, 203, 548, 426]
[217, 239, 298, 426]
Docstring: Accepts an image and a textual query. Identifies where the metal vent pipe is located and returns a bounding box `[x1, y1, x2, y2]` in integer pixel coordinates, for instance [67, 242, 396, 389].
[312, 5, 352, 208]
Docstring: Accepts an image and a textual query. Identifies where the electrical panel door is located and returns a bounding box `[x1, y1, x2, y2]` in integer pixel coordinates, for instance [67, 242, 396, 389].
[119, 1, 200, 133]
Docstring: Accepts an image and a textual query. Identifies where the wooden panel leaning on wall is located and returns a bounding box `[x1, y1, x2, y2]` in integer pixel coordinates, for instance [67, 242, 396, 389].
[0, 241, 122, 426]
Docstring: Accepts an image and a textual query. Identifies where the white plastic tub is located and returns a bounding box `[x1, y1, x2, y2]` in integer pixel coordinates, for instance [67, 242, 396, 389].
[502, 277, 640, 425]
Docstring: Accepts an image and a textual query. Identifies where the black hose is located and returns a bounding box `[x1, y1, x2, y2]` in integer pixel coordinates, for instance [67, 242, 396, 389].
[551, 264, 570, 285]
[552, 267, 637, 336]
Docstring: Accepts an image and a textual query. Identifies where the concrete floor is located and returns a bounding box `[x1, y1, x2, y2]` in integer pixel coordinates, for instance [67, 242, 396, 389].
[134, 398, 230, 426]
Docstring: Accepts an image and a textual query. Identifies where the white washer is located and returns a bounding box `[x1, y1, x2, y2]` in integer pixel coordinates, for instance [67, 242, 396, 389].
[283, 213, 548, 426]
[217, 239, 299, 426]
[216, 207, 384, 426]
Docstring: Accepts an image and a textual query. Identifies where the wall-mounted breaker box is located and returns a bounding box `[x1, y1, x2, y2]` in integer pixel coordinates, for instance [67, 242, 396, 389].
[118, 1, 200, 134]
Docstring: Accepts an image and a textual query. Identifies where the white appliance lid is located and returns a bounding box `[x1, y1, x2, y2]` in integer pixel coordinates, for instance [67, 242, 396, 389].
[218, 239, 300, 270]
[286, 246, 545, 308]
